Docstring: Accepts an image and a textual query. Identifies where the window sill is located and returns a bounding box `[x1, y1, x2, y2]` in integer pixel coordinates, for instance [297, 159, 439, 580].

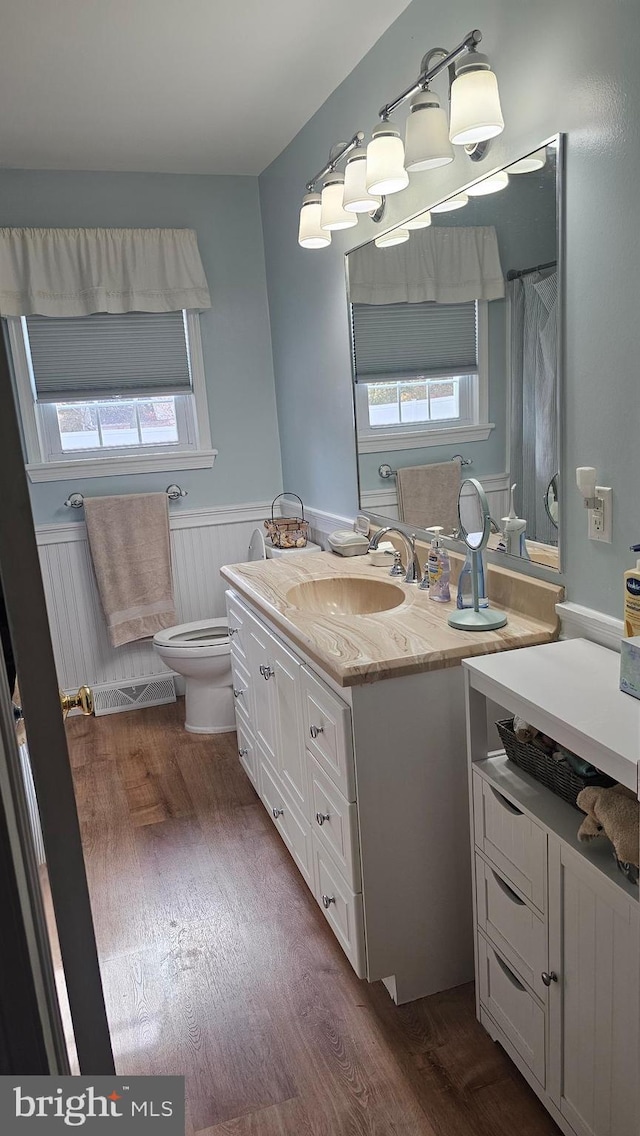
[357, 423, 495, 454]
[26, 449, 218, 483]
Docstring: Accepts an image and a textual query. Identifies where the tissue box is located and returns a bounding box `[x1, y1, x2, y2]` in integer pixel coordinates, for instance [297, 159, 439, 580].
[620, 636, 640, 700]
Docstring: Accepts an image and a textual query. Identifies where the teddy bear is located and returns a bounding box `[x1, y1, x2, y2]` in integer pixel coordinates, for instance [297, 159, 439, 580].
[577, 783, 639, 875]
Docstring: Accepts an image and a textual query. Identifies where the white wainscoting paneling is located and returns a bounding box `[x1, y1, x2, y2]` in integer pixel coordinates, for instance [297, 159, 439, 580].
[37, 503, 274, 692]
[556, 601, 624, 652]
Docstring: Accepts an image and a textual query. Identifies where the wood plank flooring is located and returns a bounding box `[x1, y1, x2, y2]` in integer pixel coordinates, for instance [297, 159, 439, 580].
[60, 702, 558, 1136]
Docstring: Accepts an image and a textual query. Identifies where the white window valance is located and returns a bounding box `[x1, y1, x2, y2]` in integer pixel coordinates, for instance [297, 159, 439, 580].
[348, 226, 505, 305]
[0, 227, 211, 317]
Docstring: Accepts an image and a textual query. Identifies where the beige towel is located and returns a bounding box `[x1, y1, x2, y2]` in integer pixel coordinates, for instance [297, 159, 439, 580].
[84, 493, 176, 648]
[396, 459, 461, 533]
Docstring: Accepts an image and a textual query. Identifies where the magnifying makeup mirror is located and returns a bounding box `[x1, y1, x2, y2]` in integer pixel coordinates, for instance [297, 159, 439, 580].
[448, 479, 508, 632]
[544, 473, 559, 530]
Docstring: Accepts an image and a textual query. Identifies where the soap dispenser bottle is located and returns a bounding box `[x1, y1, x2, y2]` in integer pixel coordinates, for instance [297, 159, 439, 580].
[501, 484, 530, 560]
[425, 527, 450, 602]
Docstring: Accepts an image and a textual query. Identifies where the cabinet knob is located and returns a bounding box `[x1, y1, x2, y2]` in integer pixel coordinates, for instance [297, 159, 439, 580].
[238, 748, 248, 758]
[309, 724, 324, 739]
[541, 971, 558, 986]
[233, 687, 246, 699]
[259, 665, 275, 680]
[322, 894, 336, 909]
[272, 806, 284, 819]
[315, 811, 330, 826]
[229, 627, 238, 636]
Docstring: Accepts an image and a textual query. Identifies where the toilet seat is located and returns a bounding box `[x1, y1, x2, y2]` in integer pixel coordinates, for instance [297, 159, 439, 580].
[153, 618, 229, 656]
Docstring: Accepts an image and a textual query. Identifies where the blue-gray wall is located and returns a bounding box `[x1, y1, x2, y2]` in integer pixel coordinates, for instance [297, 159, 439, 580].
[259, 0, 640, 618]
[0, 170, 282, 524]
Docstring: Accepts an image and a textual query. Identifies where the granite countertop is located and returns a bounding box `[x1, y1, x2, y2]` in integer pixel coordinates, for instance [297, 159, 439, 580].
[221, 551, 563, 688]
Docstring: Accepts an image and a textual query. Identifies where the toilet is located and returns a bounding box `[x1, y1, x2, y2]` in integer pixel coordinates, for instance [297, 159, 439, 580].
[153, 529, 321, 734]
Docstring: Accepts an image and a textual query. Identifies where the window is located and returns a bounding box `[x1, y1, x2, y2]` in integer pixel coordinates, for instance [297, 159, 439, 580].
[352, 300, 493, 453]
[7, 309, 216, 481]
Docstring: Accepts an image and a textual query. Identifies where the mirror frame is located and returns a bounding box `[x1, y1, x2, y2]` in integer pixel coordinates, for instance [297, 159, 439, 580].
[345, 133, 565, 577]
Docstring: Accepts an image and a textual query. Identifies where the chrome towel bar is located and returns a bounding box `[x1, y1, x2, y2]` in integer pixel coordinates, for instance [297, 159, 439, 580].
[64, 484, 188, 509]
[378, 455, 472, 480]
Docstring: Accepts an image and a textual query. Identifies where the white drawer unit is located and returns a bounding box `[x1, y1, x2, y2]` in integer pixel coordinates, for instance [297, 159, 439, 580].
[313, 836, 365, 979]
[236, 719, 258, 792]
[475, 854, 547, 1000]
[473, 771, 547, 912]
[477, 932, 546, 1087]
[302, 666, 355, 801]
[259, 756, 314, 891]
[227, 593, 250, 664]
[310, 755, 361, 891]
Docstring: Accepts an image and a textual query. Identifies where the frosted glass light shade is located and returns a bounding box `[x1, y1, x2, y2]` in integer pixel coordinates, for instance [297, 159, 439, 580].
[404, 91, 454, 172]
[405, 210, 432, 230]
[508, 148, 546, 174]
[366, 123, 409, 196]
[320, 175, 358, 231]
[298, 194, 331, 249]
[449, 66, 504, 146]
[467, 170, 509, 196]
[375, 228, 410, 248]
[343, 153, 381, 213]
[430, 193, 468, 213]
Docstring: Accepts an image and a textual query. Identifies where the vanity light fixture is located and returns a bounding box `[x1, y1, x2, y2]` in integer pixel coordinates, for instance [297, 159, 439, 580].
[343, 152, 381, 213]
[405, 210, 432, 230]
[466, 169, 509, 196]
[508, 148, 547, 174]
[374, 228, 410, 248]
[298, 193, 331, 249]
[320, 173, 358, 231]
[431, 192, 469, 213]
[299, 29, 503, 248]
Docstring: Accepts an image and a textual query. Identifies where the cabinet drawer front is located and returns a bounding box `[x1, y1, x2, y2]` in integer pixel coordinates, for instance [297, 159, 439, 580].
[475, 855, 547, 1000]
[226, 592, 250, 664]
[236, 720, 259, 792]
[302, 668, 354, 800]
[270, 635, 308, 817]
[259, 756, 314, 891]
[310, 756, 361, 891]
[478, 933, 545, 1087]
[473, 772, 546, 911]
[313, 836, 365, 978]
[230, 652, 253, 730]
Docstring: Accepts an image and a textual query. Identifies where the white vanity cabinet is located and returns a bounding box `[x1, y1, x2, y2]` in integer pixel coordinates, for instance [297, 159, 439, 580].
[226, 587, 475, 1002]
[465, 639, 640, 1136]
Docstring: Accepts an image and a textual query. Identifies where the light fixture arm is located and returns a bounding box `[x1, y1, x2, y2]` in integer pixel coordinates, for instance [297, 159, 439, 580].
[378, 28, 482, 119]
[305, 131, 365, 192]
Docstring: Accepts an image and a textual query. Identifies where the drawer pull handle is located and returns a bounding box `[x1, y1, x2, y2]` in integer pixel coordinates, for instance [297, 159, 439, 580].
[316, 811, 330, 826]
[233, 687, 246, 699]
[272, 806, 284, 819]
[493, 950, 526, 991]
[489, 785, 523, 816]
[322, 894, 336, 909]
[541, 971, 558, 987]
[491, 868, 525, 906]
[259, 665, 275, 680]
[309, 724, 324, 739]
[238, 748, 248, 758]
[229, 627, 239, 636]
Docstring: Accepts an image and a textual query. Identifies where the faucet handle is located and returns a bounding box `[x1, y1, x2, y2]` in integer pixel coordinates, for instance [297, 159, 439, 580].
[389, 550, 404, 577]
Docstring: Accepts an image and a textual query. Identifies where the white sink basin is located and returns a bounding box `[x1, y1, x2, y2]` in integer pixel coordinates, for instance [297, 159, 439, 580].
[286, 576, 405, 616]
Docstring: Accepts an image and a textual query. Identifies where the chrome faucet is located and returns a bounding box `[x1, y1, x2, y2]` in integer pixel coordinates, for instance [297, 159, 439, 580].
[368, 527, 422, 584]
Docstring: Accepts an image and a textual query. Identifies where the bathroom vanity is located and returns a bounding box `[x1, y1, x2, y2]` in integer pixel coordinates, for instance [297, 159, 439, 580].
[464, 639, 640, 1136]
[221, 550, 561, 1003]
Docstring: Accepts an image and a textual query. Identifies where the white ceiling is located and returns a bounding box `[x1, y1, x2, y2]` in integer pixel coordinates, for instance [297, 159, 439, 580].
[0, 0, 411, 175]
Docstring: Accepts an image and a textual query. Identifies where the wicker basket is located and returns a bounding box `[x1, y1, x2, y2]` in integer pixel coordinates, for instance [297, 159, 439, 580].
[496, 718, 614, 809]
[264, 493, 310, 550]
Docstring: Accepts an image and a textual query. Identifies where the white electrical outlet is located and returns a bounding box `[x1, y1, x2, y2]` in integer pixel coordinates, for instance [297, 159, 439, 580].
[588, 486, 612, 542]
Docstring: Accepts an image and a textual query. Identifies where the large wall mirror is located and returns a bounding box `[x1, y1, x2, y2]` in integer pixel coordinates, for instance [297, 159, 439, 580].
[346, 135, 562, 572]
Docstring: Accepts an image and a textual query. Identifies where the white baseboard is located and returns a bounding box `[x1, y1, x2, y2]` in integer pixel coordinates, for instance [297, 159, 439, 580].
[556, 601, 624, 652]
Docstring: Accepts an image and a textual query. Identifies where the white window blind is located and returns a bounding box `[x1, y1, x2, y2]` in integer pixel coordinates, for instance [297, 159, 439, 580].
[24, 310, 192, 403]
[351, 301, 478, 383]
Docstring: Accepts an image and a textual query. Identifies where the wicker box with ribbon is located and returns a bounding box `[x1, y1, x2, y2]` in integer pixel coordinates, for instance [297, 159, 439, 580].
[264, 493, 310, 549]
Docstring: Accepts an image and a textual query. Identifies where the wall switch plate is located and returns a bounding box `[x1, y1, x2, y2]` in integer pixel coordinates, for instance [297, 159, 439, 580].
[588, 486, 612, 542]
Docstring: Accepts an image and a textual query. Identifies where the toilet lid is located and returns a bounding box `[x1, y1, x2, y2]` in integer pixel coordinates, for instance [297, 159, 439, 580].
[154, 620, 229, 648]
[248, 528, 267, 561]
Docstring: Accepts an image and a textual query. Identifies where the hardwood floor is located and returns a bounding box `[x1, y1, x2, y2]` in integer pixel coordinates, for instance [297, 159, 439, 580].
[61, 701, 558, 1135]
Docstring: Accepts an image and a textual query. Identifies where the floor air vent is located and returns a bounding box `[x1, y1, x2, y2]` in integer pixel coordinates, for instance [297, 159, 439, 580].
[91, 675, 177, 716]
